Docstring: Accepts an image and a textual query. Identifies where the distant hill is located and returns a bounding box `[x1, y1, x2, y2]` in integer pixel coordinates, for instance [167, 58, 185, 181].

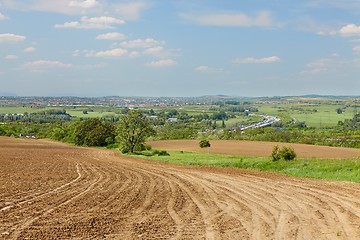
[299, 94, 360, 99]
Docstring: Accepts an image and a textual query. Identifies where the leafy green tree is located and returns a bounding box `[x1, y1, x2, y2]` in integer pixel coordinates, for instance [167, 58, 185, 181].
[116, 110, 156, 153]
[156, 122, 197, 140]
[74, 118, 115, 147]
[336, 108, 343, 114]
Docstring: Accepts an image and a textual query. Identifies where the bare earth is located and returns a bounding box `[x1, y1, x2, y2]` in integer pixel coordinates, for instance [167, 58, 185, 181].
[149, 140, 360, 159]
[1, 137, 360, 240]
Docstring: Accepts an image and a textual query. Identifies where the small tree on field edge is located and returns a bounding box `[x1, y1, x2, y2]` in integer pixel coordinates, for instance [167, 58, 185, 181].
[271, 145, 297, 161]
[199, 139, 211, 148]
[116, 110, 156, 153]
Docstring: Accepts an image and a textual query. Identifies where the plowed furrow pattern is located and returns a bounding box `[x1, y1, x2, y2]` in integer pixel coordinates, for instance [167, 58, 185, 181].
[1, 138, 360, 239]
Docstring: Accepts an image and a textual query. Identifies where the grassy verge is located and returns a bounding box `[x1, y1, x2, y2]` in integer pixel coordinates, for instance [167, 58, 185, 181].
[138, 150, 360, 183]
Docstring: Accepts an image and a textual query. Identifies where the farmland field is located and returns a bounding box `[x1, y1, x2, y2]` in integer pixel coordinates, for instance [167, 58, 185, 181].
[1, 137, 360, 239]
[149, 140, 360, 159]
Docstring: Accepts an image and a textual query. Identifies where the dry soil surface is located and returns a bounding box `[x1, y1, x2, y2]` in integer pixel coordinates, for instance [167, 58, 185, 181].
[1, 137, 360, 240]
[149, 140, 360, 159]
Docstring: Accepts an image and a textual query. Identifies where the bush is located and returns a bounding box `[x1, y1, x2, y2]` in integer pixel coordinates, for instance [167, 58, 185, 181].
[271, 145, 297, 161]
[106, 143, 118, 149]
[271, 145, 281, 161]
[152, 150, 170, 156]
[199, 139, 211, 148]
[144, 144, 152, 150]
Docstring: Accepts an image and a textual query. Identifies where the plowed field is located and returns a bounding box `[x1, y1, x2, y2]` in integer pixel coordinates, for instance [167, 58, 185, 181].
[1, 137, 360, 239]
[149, 140, 360, 158]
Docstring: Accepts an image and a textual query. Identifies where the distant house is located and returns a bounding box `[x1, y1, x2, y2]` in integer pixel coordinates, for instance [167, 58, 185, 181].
[19, 133, 36, 139]
[167, 118, 178, 123]
[149, 116, 158, 121]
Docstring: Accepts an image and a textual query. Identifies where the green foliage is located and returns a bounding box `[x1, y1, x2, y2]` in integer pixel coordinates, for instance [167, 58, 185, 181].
[156, 122, 198, 140]
[116, 110, 156, 153]
[0, 127, 5, 136]
[144, 144, 152, 150]
[129, 149, 169, 157]
[271, 145, 297, 161]
[74, 118, 115, 147]
[199, 139, 211, 148]
[153, 150, 170, 156]
[271, 145, 281, 161]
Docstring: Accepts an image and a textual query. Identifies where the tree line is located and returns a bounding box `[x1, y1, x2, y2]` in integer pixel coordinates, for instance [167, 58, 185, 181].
[1, 110, 360, 150]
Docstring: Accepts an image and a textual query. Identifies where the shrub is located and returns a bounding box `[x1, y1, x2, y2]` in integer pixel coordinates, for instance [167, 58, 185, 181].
[106, 143, 118, 149]
[144, 144, 152, 150]
[157, 150, 170, 156]
[279, 146, 297, 161]
[199, 139, 211, 148]
[271, 145, 281, 161]
[152, 150, 170, 156]
[272, 145, 297, 161]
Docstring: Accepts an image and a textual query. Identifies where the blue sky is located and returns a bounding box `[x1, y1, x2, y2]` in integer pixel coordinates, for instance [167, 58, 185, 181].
[1, 0, 360, 97]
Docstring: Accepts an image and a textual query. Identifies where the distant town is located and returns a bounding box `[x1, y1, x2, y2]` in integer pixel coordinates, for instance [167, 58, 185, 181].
[1, 95, 358, 108]
[0, 96, 235, 108]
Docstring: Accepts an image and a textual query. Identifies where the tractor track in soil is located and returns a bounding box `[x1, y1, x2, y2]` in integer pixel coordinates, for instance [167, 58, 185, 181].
[1, 137, 360, 239]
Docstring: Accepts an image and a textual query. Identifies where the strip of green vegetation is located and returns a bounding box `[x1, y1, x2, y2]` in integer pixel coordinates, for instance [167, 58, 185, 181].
[139, 151, 360, 183]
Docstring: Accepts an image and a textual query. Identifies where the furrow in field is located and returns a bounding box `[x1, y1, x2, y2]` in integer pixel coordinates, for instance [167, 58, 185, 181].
[2, 138, 360, 240]
[4, 161, 103, 239]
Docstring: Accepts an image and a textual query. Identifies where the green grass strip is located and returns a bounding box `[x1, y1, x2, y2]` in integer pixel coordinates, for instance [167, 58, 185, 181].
[138, 150, 360, 183]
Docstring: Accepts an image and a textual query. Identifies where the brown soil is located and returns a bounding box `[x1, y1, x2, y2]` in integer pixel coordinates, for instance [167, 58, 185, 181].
[149, 140, 360, 159]
[1, 137, 360, 239]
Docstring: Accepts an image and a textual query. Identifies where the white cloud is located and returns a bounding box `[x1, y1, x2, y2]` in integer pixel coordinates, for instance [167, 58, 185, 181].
[69, 0, 100, 9]
[1, 0, 100, 15]
[112, 2, 149, 21]
[182, 11, 279, 28]
[85, 48, 128, 57]
[301, 55, 345, 75]
[296, 16, 338, 36]
[96, 32, 126, 40]
[142, 46, 180, 58]
[24, 46, 36, 52]
[0, 33, 26, 43]
[120, 38, 163, 48]
[194, 65, 223, 73]
[233, 56, 281, 64]
[195, 66, 211, 71]
[353, 45, 360, 55]
[0, 12, 9, 20]
[339, 24, 360, 37]
[72, 49, 81, 57]
[140, 43, 180, 58]
[1, 0, 148, 20]
[301, 68, 327, 74]
[144, 46, 164, 53]
[306, 58, 331, 68]
[146, 59, 176, 67]
[5, 54, 18, 60]
[143, 46, 164, 57]
[23, 60, 73, 71]
[128, 51, 140, 58]
[54, 16, 125, 29]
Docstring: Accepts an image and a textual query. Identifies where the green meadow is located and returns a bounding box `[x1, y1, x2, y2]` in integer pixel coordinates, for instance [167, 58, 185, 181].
[139, 150, 360, 183]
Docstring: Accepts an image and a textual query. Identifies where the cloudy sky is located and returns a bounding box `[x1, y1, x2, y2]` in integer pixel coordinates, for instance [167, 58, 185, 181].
[1, 0, 360, 97]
